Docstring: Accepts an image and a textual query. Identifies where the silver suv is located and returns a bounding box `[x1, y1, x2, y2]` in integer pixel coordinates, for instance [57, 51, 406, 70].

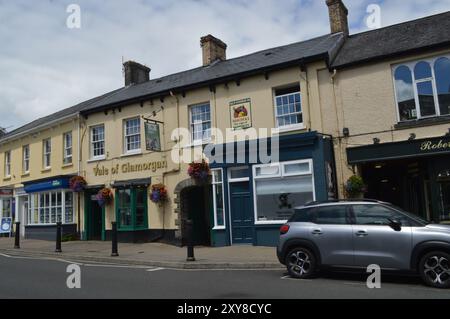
[277, 200, 450, 288]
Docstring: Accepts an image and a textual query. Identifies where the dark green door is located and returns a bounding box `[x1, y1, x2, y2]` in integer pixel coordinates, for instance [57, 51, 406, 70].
[230, 182, 253, 244]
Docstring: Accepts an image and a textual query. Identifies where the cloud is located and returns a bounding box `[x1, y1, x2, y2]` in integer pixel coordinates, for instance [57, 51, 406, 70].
[0, 0, 449, 130]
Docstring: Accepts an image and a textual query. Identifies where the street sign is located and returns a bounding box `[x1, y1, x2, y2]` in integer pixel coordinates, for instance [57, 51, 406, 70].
[0, 217, 12, 235]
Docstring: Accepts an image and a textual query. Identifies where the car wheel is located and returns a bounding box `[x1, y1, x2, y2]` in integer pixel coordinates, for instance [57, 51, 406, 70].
[419, 251, 450, 289]
[285, 247, 316, 279]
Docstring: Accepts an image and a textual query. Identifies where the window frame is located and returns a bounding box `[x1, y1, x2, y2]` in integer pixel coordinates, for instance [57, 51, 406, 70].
[273, 87, 304, 132]
[23, 145, 30, 174]
[63, 131, 73, 165]
[90, 124, 105, 160]
[123, 117, 142, 154]
[211, 168, 226, 230]
[27, 190, 74, 226]
[252, 159, 316, 225]
[189, 102, 212, 145]
[4, 151, 11, 177]
[43, 138, 51, 169]
[393, 54, 450, 123]
[115, 187, 148, 231]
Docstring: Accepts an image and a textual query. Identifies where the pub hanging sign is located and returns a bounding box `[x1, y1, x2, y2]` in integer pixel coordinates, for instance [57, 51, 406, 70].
[229, 98, 252, 130]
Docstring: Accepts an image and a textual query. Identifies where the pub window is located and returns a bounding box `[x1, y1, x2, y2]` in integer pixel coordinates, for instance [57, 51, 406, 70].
[4, 151, 11, 177]
[189, 102, 211, 144]
[90, 125, 105, 159]
[274, 85, 303, 129]
[63, 132, 73, 165]
[393, 55, 450, 122]
[212, 169, 225, 229]
[23, 145, 30, 173]
[124, 117, 141, 153]
[116, 187, 148, 230]
[253, 159, 315, 224]
[43, 138, 51, 168]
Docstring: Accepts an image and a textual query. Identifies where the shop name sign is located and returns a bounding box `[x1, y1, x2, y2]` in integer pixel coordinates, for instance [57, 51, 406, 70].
[420, 139, 450, 152]
[93, 161, 168, 176]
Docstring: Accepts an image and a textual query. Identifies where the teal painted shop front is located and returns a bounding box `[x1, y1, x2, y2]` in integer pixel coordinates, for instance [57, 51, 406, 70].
[207, 131, 337, 247]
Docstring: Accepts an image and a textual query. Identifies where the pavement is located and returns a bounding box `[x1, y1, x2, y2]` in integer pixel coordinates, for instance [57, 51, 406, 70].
[0, 238, 282, 270]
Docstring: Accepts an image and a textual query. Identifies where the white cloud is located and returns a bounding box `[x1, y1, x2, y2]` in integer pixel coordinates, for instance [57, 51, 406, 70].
[0, 0, 449, 130]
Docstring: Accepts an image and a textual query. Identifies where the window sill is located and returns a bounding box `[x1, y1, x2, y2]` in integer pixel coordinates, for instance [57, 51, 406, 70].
[212, 226, 226, 231]
[395, 115, 450, 130]
[41, 168, 51, 173]
[273, 124, 306, 134]
[121, 150, 143, 158]
[21, 173, 30, 178]
[3, 176, 11, 182]
[62, 163, 73, 168]
[88, 156, 106, 163]
[183, 140, 212, 149]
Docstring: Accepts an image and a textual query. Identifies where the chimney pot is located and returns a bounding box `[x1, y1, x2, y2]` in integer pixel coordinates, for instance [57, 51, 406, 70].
[200, 34, 227, 66]
[326, 0, 349, 37]
[123, 61, 151, 86]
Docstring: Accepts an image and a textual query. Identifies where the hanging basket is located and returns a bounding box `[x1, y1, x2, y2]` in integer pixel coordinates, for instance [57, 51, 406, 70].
[150, 184, 169, 205]
[188, 160, 211, 183]
[96, 188, 113, 207]
[344, 175, 367, 199]
[69, 176, 87, 193]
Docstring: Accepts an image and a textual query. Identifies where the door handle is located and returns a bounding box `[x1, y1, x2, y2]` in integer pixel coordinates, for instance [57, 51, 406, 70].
[356, 230, 368, 237]
[311, 229, 323, 235]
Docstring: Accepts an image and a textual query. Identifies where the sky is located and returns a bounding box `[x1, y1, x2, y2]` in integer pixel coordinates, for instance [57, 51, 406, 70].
[0, 0, 449, 131]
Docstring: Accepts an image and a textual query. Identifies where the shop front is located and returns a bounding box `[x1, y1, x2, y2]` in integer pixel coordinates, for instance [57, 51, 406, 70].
[347, 135, 450, 223]
[22, 176, 77, 240]
[202, 131, 337, 247]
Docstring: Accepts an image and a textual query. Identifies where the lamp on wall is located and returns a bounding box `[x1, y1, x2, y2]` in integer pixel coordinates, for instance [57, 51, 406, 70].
[373, 138, 380, 145]
[343, 127, 350, 137]
[408, 133, 416, 141]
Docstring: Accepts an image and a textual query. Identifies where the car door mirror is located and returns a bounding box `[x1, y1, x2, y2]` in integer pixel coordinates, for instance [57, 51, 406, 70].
[388, 218, 402, 231]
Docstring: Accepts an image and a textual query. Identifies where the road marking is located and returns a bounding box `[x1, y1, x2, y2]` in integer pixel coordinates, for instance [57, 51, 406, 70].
[0, 253, 11, 258]
[146, 267, 165, 272]
[280, 275, 313, 282]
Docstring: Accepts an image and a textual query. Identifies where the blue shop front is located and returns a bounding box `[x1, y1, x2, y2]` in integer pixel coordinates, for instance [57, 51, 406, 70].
[22, 175, 78, 240]
[205, 131, 337, 247]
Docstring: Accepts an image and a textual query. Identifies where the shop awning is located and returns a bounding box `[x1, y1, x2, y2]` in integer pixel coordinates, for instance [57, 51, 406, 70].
[347, 135, 450, 165]
[112, 178, 152, 188]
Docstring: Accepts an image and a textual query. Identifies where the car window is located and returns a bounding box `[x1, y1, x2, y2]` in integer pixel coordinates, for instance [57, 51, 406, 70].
[289, 207, 314, 223]
[353, 205, 411, 226]
[313, 206, 349, 225]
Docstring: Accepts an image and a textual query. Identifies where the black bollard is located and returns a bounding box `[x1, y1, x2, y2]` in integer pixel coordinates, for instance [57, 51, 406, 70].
[14, 222, 20, 249]
[55, 222, 62, 253]
[186, 219, 195, 262]
[111, 222, 119, 257]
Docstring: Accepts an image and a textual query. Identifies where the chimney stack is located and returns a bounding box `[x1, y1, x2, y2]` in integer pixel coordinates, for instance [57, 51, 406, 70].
[326, 0, 349, 37]
[123, 61, 150, 86]
[200, 35, 227, 66]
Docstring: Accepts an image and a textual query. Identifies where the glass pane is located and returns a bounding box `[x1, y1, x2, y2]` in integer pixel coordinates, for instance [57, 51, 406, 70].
[136, 188, 145, 206]
[229, 167, 249, 179]
[353, 205, 411, 226]
[212, 170, 222, 183]
[118, 189, 131, 207]
[417, 81, 436, 117]
[65, 207, 73, 223]
[394, 66, 417, 121]
[434, 57, 450, 116]
[414, 61, 432, 80]
[314, 206, 348, 225]
[214, 185, 224, 227]
[135, 207, 145, 227]
[120, 208, 132, 227]
[284, 162, 310, 175]
[255, 164, 280, 177]
[255, 175, 314, 222]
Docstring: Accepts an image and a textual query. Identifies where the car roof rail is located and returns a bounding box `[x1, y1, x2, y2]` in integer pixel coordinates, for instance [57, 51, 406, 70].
[304, 199, 385, 206]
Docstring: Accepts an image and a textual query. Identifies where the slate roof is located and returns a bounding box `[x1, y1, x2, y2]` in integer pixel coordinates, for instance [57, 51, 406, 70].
[331, 11, 450, 69]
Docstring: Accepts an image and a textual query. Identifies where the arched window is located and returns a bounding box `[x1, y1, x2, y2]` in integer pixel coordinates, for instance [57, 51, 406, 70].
[434, 57, 450, 116]
[394, 66, 417, 121]
[414, 61, 436, 117]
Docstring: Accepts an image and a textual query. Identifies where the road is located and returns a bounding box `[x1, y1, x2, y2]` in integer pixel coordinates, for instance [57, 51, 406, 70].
[0, 254, 449, 299]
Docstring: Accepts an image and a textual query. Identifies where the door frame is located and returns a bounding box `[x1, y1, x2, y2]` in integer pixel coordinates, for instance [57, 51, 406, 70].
[227, 166, 251, 245]
[84, 190, 105, 241]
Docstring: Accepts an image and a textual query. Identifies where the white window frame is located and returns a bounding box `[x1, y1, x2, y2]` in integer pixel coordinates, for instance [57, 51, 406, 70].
[123, 117, 141, 154]
[273, 88, 304, 132]
[42, 138, 51, 169]
[252, 159, 316, 225]
[211, 168, 226, 230]
[27, 190, 74, 226]
[63, 132, 73, 165]
[4, 151, 11, 177]
[393, 54, 450, 123]
[189, 102, 212, 145]
[23, 145, 30, 174]
[90, 125, 105, 160]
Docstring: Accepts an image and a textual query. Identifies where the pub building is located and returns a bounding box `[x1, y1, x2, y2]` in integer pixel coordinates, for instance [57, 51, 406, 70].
[347, 135, 450, 223]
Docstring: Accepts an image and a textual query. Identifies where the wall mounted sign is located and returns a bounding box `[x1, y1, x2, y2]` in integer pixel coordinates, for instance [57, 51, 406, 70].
[93, 161, 168, 177]
[0, 189, 13, 197]
[145, 122, 161, 152]
[229, 98, 252, 130]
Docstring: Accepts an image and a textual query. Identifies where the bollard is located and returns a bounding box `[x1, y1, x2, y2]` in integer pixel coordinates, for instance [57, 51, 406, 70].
[186, 219, 195, 262]
[111, 221, 119, 257]
[14, 222, 20, 249]
[55, 222, 62, 253]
